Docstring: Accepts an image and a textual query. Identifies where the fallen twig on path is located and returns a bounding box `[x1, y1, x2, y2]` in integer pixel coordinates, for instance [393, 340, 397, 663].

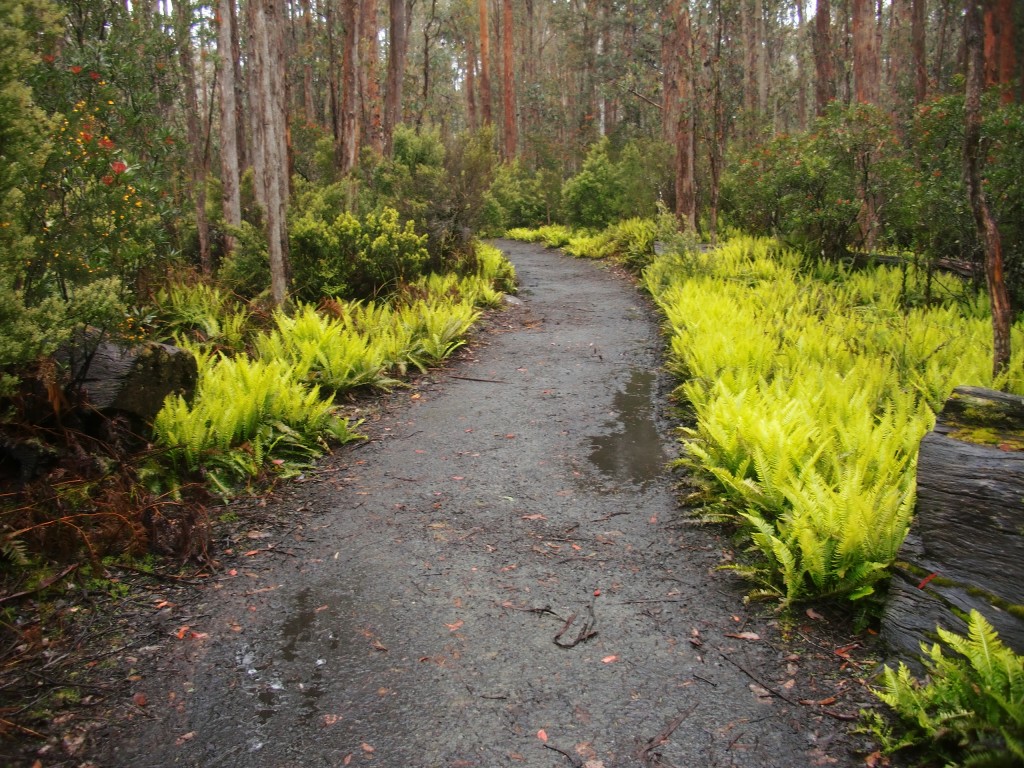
[635, 704, 698, 767]
[450, 375, 507, 384]
[543, 742, 584, 767]
[719, 651, 799, 706]
[553, 604, 598, 648]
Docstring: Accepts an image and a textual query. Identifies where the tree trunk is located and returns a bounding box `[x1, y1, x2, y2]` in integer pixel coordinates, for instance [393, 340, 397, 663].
[175, 0, 211, 274]
[984, 0, 1017, 103]
[326, 0, 342, 157]
[501, 0, 516, 159]
[229, 0, 248, 172]
[301, 0, 316, 123]
[742, 0, 756, 123]
[796, 0, 807, 129]
[755, 0, 767, 115]
[217, 0, 242, 258]
[708, 0, 725, 243]
[360, 0, 383, 154]
[811, 0, 835, 115]
[673, 1, 696, 231]
[964, 0, 1011, 377]
[383, 0, 407, 155]
[417, 0, 438, 128]
[888, 0, 912, 113]
[852, 0, 879, 103]
[478, 0, 492, 125]
[882, 387, 1024, 659]
[465, 32, 478, 132]
[661, 2, 681, 144]
[338, 0, 360, 174]
[249, 0, 292, 307]
[912, 0, 927, 104]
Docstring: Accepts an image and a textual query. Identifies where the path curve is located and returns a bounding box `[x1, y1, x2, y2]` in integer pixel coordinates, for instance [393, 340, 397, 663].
[99, 240, 863, 767]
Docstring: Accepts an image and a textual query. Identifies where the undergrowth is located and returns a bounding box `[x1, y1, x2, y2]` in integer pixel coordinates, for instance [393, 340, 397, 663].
[145, 240, 507, 498]
[641, 236, 1024, 608]
[863, 611, 1024, 767]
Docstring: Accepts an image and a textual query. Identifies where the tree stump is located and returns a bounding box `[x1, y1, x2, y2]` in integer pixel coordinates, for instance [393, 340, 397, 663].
[881, 386, 1024, 659]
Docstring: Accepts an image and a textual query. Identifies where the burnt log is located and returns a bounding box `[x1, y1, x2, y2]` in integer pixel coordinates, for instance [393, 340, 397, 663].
[882, 386, 1024, 659]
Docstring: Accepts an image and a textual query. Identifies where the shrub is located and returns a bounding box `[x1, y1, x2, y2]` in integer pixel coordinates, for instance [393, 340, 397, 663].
[484, 160, 549, 234]
[561, 138, 624, 229]
[290, 206, 429, 301]
[722, 104, 909, 263]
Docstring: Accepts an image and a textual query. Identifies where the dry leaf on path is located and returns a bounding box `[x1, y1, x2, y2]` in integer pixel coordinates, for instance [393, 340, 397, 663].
[725, 631, 760, 641]
[537, 729, 548, 742]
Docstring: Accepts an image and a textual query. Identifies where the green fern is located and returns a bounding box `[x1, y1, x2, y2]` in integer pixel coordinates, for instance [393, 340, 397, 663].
[646, 235, 1021, 607]
[868, 611, 1024, 767]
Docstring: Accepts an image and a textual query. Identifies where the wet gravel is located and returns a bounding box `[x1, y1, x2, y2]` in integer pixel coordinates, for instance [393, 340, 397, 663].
[94, 240, 871, 767]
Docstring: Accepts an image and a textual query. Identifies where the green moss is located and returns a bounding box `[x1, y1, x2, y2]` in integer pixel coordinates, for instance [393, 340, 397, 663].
[948, 424, 1024, 449]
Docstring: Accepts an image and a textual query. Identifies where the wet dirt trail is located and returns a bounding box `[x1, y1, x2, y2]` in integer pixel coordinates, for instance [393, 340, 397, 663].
[100, 240, 863, 767]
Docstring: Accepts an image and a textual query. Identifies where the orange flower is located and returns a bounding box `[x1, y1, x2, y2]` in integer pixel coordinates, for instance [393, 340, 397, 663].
[70, 65, 82, 74]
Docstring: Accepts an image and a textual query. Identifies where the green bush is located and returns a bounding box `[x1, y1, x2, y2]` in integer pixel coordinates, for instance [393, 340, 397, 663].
[216, 221, 271, 299]
[898, 93, 1024, 306]
[290, 206, 429, 301]
[561, 138, 624, 229]
[484, 160, 550, 234]
[722, 104, 909, 263]
[617, 139, 674, 220]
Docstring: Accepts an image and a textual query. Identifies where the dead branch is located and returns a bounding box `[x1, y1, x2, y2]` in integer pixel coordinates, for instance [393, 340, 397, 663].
[0, 564, 79, 605]
[553, 605, 598, 648]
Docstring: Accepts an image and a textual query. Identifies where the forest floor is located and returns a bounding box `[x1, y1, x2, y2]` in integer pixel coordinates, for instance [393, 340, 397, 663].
[6, 240, 883, 767]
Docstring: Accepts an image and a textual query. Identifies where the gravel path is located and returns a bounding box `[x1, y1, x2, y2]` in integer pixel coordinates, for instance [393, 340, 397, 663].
[97, 240, 866, 767]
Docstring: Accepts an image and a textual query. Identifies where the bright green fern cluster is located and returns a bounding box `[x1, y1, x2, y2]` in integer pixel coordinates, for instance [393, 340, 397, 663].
[866, 610, 1024, 767]
[505, 225, 574, 248]
[149, 246, 510, 495]
[644, 235, 1024, 607]
[152, 355, 362, 495]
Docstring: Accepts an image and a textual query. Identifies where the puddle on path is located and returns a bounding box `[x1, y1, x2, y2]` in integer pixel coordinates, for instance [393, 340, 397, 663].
[247, 581, 360, 725]
[587, 369, 668, 488]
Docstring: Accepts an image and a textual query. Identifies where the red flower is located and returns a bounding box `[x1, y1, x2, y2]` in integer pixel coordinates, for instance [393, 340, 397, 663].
[70, 65, 82, 74]
[89, 71, 100, 80]
[101, 175, 114, 186]
[98, 137, 115, 150]
[111, 160, 127, 175]
[42, 54, 55, 64]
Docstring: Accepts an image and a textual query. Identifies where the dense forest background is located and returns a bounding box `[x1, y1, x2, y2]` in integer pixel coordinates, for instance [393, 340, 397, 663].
[2, 0, 1022, 351]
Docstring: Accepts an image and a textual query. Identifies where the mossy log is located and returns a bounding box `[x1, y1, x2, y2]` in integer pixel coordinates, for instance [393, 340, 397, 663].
[882, 386, 1024, 659]
[67, 337, 198, 423]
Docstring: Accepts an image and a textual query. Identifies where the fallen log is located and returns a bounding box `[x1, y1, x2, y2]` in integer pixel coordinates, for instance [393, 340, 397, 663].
[66, 336, 198, 423]
[881, 386, 1024, 659]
